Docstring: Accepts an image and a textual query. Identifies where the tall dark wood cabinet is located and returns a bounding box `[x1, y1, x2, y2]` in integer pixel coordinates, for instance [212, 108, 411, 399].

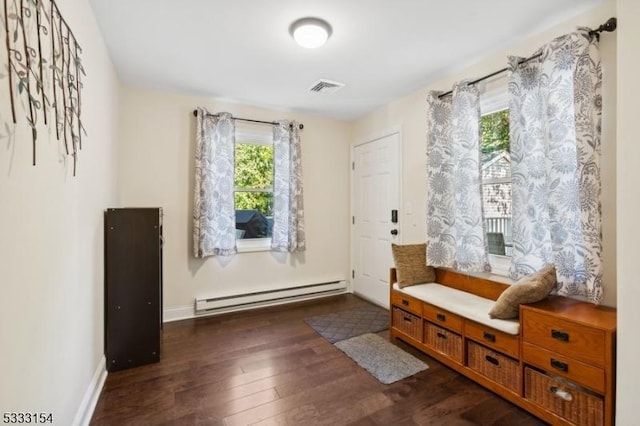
[104, 208, 163, 372]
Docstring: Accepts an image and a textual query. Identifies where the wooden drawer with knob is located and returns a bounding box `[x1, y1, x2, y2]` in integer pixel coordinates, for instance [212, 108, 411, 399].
[522, 342, 605, 393]
[422, 302, 464, 333]
[465, 320, 519, 358]
[391, 292, 422, 317]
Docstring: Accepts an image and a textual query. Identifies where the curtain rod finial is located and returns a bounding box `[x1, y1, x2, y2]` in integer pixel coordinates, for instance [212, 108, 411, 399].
[590, 17, 617, 39]
[602, 17, 617, 32]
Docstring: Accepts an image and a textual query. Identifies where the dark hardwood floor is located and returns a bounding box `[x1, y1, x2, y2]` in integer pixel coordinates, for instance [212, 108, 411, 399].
[91, 294, 545, 425]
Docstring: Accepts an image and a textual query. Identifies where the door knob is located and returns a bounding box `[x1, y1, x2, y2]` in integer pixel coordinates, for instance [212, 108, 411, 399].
[390, 229, 398, 236]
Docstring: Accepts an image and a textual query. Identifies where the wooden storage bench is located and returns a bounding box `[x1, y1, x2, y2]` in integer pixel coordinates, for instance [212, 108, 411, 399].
[389, 267, 616, 426]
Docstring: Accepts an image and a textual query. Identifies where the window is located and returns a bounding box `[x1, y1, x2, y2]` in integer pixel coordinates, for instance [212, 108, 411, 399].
[480, 89, 512, 272]
[234, 124, 274, 246]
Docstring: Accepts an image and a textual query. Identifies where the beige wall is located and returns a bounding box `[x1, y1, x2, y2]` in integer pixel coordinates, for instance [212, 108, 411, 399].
[615, 0, 639, 422]
[351, 1, 618, 307]
[117, 87, 351, 318]
[0, 0, 120, 423]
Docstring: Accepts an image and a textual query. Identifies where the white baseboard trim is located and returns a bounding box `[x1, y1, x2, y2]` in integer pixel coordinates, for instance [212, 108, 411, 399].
[72, 356, 107, 426]
[196, 290, 348, 318]
[163, 288, 352, 323]
[163, 305, 194, 323]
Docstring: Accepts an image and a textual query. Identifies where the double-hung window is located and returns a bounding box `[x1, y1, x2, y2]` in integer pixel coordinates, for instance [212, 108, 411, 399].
[234, 123, 274, 251]
[480, 88, 512, 274]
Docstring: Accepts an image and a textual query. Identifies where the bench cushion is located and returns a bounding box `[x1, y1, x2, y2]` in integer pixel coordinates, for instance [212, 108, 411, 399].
[393, 283, 520, 335]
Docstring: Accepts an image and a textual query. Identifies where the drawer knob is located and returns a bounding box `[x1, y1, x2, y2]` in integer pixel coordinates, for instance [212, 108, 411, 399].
[550, 358, 569, 373]
[483, 332, 496, 342]
[402, 299, 409, 306]
[550, 386, 573, 401]
[436, 332, 447, 340]
[485, 355, 500, 367]
[551, 329, 570, 342]
[436, 313, 446, 322]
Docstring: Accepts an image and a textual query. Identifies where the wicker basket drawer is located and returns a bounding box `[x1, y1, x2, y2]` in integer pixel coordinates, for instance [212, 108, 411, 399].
[424, 322, 463, 363]
[525, 367, 604, 426]
[467, 341, 520, 393]
[392, 307, 422, 341]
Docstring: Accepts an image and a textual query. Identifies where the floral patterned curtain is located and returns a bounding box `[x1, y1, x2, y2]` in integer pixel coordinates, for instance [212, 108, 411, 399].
[193, 109, 237, 257]
[508, 29, 603, 303]
[271, 121, 306, 252]
[426, 83, 489, 272]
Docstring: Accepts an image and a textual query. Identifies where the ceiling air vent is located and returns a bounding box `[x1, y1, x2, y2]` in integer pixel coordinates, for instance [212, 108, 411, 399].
[309, 79, 345, 94]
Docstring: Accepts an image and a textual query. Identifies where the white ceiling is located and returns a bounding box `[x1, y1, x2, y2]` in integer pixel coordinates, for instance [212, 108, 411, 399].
[89, 0, 604, 121]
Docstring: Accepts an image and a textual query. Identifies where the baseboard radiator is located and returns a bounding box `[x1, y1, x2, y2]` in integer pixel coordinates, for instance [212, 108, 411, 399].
[194, 280, 347, 315]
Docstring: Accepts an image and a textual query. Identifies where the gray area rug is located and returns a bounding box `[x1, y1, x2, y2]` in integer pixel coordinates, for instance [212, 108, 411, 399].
[304, 304, 388, 343]
[335, 333, 429, 384]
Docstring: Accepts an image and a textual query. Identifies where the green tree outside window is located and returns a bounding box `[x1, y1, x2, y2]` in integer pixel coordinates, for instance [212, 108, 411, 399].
[234, 143, 274, 215]
[481, 109, 509, 154]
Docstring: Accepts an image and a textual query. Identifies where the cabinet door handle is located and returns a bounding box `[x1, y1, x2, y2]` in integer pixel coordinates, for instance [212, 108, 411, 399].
[403, 316, 412, 323]
[550, 358, 569, 373]
[551, 329, 569, 342]
[485, 355, 500, 367]
[550, 386, 573, 401]
[436, 332, 447, 340]
[483, 332, 496, 342]
[402, 299, 409, 306]
[436, 313, 446, 322]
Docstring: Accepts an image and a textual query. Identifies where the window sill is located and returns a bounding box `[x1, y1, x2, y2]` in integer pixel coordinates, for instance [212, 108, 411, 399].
[487, 254, 512, 280]
[438, 260, 516, 286]
[237, 238, 271, 253]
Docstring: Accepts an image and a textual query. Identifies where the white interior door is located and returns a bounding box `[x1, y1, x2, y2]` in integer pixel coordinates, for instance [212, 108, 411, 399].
[352, 132, 400, 308]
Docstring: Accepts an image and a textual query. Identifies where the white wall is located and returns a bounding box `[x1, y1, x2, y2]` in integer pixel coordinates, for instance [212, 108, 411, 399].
[118, 87, 351, 318]
[351, 1, 618, 307]
[0, 0, 120, 424]
[615, 0, 639, 422]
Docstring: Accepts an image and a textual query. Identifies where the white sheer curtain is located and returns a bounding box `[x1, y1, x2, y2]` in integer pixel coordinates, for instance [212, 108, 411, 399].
[271, 121, 306, 252]
[426, 83, 490, 272]
[193, 109, 237, 257]
[508, 29, 603, 303]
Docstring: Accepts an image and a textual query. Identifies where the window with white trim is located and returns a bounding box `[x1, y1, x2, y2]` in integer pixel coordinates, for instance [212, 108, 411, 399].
[480, 88, 512, 274]
[234, 123, 274, 248]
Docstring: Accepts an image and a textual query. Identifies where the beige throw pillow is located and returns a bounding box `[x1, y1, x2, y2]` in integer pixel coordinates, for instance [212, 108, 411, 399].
[489, 264, 557, 320]
[391, 243, 436, 288]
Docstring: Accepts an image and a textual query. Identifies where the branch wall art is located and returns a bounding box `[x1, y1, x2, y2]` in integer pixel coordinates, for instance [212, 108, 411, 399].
[1, 0, 85, 175]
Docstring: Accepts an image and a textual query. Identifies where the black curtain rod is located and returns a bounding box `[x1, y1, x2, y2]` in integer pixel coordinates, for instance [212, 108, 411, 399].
[437, 17, 617, 99]
[192, 110, 304, 130]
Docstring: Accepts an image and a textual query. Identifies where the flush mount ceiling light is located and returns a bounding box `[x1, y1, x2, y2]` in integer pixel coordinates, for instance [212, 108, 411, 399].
[289, 17, 332, 49]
